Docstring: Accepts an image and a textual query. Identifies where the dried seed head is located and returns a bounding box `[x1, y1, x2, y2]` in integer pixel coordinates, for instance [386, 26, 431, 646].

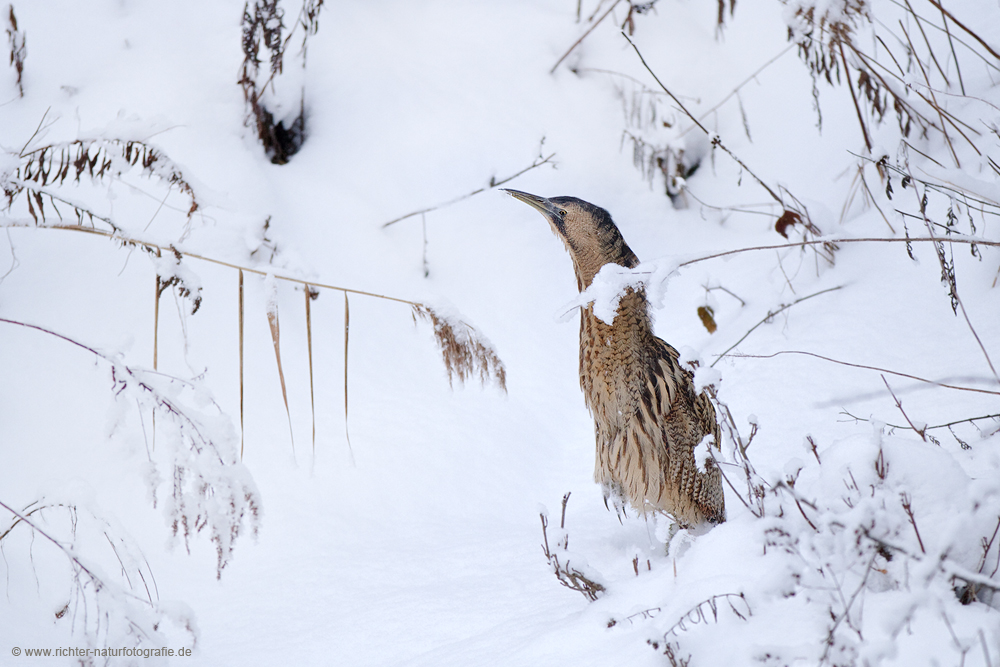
[412, 304, 507, 392]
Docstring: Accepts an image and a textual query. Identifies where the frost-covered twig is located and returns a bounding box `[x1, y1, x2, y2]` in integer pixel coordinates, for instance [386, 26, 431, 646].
[0, 499, 195, 651]
[0, 317, 261, 578]
[774, 481, 819, 531]
[6, 139, 199, 219]
[686, 357, 767, 516]
[820, 553, 877, 663]
[660, 593, 751, 639]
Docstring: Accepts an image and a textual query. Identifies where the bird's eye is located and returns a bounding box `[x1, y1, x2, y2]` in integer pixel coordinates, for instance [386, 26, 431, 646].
[559, 209, 568, 217]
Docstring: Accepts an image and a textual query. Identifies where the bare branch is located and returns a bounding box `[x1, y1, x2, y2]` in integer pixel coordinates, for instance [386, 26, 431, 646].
[733, 350, 1000, 396]
[881, 375, 927, 441]
[382, 152, 556, 228]
[550, 0, 623, 74]
[712, 286, 843, 367]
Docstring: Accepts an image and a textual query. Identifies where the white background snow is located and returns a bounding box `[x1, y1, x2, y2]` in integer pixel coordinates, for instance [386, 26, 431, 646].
[1, 0, 999, 664]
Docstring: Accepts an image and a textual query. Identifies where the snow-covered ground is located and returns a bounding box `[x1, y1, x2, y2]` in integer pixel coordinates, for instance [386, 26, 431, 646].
[1, 0, 998, 664]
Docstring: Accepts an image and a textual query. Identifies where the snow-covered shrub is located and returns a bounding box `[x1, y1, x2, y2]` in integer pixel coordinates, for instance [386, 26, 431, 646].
[645, 425, 1000, 666]
[0, 501, 199, 660]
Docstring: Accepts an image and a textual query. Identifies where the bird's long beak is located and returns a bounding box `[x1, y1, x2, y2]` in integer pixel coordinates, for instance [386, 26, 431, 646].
[502, 189, 560, 219]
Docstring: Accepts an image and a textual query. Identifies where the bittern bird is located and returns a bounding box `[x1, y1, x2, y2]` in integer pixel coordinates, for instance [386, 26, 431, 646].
[504, 189, 725, 527]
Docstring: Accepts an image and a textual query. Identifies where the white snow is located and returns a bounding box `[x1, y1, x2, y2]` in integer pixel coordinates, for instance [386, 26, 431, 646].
[1, 0, 999, 665]
[693, 434, 715, 474]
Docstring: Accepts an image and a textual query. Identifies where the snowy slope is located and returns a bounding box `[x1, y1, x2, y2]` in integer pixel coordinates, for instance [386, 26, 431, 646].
[1, 0, 999, 665]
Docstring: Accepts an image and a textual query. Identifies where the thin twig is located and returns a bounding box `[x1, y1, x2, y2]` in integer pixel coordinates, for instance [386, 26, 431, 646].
[901, 155, 999, 384]
[677, 187, 778, 217]
[925, 0, 1000, 61]
[821, 553, 878, 661]
[11, 223, 425, 306]
[0, 499, 106, 591]
[899, 21, 960, 167]
[733, 350, 1000, 396]
[622, 32, 783, 204]
[550, 0, 623, 74]
[14, 221, 1000, 285]
[677, 44, 796, 139]
[839, 410, 1000, 433]
[381, 153, 556, 228]
[676, 235, 1000, 268]
[776, 481, 819, 530]
[711, 286, 842, 367]
[882, 375, 927, 441]
[858, 170, 896, 233]
[705, 284, 747, 307]
[903, 0, 949, 86]
[900, 493, 927, 553]
[838, 40, 873, 153]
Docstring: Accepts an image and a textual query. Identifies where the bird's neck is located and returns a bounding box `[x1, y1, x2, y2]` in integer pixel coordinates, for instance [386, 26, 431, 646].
[571, 246, 640, 291]
[577, 288, 655, 422]
[579, 287, 653, 340]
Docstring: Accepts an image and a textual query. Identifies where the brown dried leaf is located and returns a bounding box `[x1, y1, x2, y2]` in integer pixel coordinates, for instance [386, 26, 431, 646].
[697, 305, 718, 334]
[774, 209, 802, 238]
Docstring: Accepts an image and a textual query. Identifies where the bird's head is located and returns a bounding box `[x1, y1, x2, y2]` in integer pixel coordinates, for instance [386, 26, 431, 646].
[503, 189, 639, 291]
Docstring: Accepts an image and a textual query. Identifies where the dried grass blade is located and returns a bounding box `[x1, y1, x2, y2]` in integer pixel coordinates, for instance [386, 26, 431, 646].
[153, 277, 161, 369]
[152, 275, 161, 451]
[239, 269, 245, 459]
[344, 293, 354, 462]
[267, 300, 295, 458]
[305, 285, 316, 460]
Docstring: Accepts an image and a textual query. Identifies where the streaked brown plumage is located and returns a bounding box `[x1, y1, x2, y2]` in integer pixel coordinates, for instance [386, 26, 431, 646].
[504, 189, 725, 527]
